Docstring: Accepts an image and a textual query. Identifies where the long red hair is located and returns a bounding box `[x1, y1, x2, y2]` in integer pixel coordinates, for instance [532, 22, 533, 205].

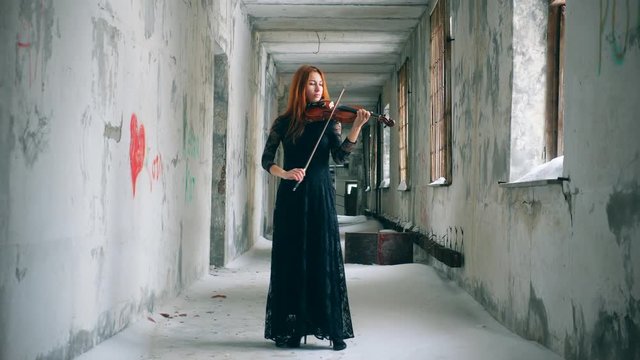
[281, 65, 331, 141]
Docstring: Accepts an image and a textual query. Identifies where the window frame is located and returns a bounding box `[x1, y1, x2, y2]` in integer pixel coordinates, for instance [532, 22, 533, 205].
[503, 0, 567, 186]
[545, 0, 565, 161]
[379, 103, 391, 189]
[429, 0, 452, 185]
[397, 58, 410, 191]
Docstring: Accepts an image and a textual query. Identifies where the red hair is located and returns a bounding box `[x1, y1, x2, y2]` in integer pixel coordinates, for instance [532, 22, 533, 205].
[281, 65, 331, 141]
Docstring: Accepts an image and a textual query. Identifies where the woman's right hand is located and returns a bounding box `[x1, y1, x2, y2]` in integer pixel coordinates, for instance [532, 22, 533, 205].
[283, 168, 306, 182]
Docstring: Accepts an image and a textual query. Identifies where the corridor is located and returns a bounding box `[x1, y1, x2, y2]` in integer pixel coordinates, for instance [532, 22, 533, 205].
[2, 0, 639, 359]
[77, 236, 562, 360]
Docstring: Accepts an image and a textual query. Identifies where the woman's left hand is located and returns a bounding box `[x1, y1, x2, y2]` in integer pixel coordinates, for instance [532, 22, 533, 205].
[354, 108, 371, 128]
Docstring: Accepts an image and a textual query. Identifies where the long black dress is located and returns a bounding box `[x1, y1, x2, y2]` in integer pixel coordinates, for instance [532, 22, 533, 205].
[261, 115, 355, 344]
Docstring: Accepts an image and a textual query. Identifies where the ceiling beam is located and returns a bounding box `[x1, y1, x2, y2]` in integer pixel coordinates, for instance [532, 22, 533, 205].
[252, 18, 419, 31]
[258, 30, 410, 44]
[271, 52, 398, 65]
[279, 72, 389, 86]
[243, 0, 428, 5]
[245, 4, 426, 19]
[274, 63, 396, 74]
[263, 42, 403, 55]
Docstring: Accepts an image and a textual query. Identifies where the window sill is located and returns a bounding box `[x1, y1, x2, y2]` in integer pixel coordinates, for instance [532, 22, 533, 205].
[507, 156, 565, 188]
[427, 177, 450, 187]
[397, 180, 410, 191]
[498, 177, 569, 188]
[378, 178, 391, 190]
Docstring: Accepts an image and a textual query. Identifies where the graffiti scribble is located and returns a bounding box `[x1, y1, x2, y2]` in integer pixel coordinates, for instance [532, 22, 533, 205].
[599, 0, 638, 73]
[19, 107, 50, 167]
[129, 113, 145, 196]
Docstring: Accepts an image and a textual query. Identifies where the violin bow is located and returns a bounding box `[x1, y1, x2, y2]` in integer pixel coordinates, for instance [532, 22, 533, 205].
[292, 88, 346, 192]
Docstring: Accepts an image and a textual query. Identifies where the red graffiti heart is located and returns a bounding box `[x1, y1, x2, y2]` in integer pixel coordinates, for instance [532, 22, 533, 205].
[129, 113, 145, 196]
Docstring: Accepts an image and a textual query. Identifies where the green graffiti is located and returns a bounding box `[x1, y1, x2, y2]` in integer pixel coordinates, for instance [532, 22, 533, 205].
[184, 124, 200, 159]
[185, 162, 196, 203]
[610, 0, 630, 64]
[599, 0, 635, 73]
[599, 0, 609, 74]
[181, 94, 199, 203]
[182, 94, 200, 160]
[182, 94, 188, 149]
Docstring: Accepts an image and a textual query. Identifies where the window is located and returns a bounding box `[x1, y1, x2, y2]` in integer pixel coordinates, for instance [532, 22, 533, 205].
[507, 0, 566, 183]
[429, 0, 451, 184]
[380, 104, 391, 188]
[363, 126, 371, 192]
[546, 0, 565, 160]
[397, 59, 410, 190]
[370, 119, 378, 191]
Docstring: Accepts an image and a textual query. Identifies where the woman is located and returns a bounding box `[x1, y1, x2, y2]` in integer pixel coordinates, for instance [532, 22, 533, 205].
[261, 65, 370, 351]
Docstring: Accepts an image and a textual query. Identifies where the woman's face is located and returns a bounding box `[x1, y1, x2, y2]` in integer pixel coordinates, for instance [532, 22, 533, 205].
[305, 71, 323, 103]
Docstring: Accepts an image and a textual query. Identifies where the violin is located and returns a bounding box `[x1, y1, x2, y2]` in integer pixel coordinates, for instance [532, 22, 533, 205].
[305, 99, 395, 127]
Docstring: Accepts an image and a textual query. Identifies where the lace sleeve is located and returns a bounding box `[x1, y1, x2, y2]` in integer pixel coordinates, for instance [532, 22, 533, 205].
[330, 120, 357, 164]
[261, 117, 286, 172]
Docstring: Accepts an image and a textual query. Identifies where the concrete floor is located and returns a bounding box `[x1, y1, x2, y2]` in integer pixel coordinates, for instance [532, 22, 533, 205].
[77, 236, 564, 360]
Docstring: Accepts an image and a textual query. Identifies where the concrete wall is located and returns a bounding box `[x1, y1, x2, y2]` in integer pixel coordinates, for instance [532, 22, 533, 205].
[210, 52, 228, 267]
[560, 2, 640, 358]
[0, 0, 258, 359]
[371, 1, 640, 359]
[254, 38, 279, 239]
[210, 0, 266, 268]
[221, 2, 257, 263]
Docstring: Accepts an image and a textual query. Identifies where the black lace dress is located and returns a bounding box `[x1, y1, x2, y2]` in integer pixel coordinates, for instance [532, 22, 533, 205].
[261, 115, 355, 344]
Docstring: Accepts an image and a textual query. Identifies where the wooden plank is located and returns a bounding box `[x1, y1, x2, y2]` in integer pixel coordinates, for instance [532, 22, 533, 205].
[377, 231, 413, 265]
[345, 232, 378, 264]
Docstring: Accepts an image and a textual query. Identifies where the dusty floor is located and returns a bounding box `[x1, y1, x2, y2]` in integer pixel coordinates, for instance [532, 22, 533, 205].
[77, 230, 563, 360]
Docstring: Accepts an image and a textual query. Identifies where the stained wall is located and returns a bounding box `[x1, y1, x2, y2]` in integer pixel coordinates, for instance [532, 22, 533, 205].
[371, 1, 640, 359]
[0, 0, 259, 359]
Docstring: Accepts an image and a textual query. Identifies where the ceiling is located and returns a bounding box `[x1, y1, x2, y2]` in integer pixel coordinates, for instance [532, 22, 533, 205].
[243, 0, 430, 108]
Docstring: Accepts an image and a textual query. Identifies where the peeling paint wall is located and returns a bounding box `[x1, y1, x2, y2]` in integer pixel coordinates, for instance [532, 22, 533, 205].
[258, 50, 280, 237]
[373, 1, 640, 359]
[210, 52, 228, 267]
[209, 0, 264, 268]
[0, 3, 14, 355]
[0, 0, 228, 358]
[222, 1, 256, 263]
[560, 2, 640, 358]
[252, 37, 279, 246]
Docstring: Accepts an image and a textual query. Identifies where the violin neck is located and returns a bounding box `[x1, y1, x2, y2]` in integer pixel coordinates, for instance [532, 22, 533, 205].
[337, 105, 384, 119]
